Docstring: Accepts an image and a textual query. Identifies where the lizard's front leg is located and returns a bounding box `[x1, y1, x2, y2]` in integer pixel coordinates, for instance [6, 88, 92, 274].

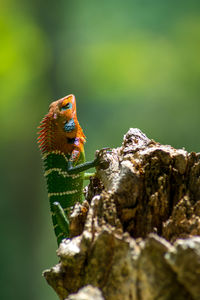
[66, 148, 111, 175]
[66, 149, 98, 175]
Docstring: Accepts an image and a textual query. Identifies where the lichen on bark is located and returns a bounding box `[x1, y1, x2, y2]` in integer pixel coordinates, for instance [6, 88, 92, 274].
[43, 128, 200, 300]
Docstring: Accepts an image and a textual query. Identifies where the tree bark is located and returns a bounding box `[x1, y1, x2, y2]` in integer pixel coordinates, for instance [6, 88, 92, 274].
[44, 128, 200, 300]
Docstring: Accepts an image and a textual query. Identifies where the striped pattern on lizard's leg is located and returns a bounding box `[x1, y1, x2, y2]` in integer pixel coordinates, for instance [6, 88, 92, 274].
[43, 151, 84, 244]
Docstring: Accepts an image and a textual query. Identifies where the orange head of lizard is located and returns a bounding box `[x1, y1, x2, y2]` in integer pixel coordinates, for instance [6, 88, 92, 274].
[37, 94, 85, 154]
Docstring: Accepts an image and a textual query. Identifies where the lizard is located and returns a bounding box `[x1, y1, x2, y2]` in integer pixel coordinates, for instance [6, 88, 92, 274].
[37, 94, 101, 245]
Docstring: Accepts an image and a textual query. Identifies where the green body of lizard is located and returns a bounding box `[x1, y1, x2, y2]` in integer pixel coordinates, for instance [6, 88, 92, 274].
[38, 94, 98, 245]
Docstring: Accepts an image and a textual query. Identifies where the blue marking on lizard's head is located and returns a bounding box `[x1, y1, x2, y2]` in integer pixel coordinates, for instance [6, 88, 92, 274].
[64, 118, 75, 132]
[61, 102, 72, 111]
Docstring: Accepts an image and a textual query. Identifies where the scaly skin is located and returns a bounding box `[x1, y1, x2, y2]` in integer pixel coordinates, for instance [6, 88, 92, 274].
[38, 94, 98, 245]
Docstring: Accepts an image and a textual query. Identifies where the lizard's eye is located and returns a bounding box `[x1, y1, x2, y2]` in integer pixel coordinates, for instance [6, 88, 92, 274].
[61, 102, 72, 111]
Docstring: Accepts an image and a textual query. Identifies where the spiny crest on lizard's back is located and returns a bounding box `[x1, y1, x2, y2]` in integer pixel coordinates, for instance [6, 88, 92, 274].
[37, 94, 86, 156]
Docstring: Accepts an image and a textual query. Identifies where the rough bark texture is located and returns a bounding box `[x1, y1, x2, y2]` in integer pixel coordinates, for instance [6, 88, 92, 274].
[43, 128, 200, 300]
[65, 285, 104, 300]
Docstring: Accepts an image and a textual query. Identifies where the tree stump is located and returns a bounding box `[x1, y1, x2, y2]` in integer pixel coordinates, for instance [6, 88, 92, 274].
[43, 128, 200, 300]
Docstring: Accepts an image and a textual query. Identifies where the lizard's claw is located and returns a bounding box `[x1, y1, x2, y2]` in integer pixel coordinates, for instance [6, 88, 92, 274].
[94, 147, 112, 169]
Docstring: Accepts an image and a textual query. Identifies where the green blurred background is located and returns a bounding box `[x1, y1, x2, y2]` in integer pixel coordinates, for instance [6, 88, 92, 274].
[1, 0, 200, 299]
